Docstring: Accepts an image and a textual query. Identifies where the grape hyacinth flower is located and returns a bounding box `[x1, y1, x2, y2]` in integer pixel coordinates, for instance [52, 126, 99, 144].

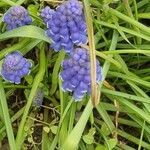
[33, 88, 44, 108]
[40, 6, 54, 23]
[60, 48, 102, 101]
[3, 6, 32, 30]
[1, 51, 32, 84]
[41, 0, 87, 53]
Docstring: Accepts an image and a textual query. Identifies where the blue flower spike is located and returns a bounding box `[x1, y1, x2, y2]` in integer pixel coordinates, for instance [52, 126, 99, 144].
[1, 51, 32, 84]
[33, 88, 44, 108]
[41, 0, 87, 53]
[60, 48, 102, 101]
[3, 6, 32, 30]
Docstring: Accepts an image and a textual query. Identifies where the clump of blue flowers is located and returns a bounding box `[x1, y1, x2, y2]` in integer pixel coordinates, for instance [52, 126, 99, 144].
[3, 6, 32, 30]
[1, 1, 102, 103]
[41, 0, 87, 53]
[60, 48, 102, 100]
[1, 51, 32, 84]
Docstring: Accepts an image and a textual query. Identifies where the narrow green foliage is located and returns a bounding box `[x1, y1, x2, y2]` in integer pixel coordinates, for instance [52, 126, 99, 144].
[0, 0, 149, 149]
[61, 100, 93, 150]
[0, 25, 51, 43]
[50, 51, 65, 95]
[0, 78, 16, 150]
[107, 7, 150, 35]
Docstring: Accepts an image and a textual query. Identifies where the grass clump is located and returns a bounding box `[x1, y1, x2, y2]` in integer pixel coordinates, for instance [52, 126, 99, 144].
[0, 0, 150, 149]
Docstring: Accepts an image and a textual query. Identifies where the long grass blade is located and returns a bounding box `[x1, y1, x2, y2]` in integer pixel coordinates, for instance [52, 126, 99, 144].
[0, 78, 16, 150]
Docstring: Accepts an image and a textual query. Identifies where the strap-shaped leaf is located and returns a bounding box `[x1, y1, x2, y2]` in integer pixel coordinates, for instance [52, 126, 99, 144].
[0, 25, 51, 43]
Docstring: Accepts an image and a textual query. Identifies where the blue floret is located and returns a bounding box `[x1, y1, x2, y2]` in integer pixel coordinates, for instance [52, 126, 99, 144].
[40, 6, 54, 23]
[3, 6, 32, 30]
[41, 0, 87, 53]
[60, 48, 102, 101]
[1, 51, 32, 84]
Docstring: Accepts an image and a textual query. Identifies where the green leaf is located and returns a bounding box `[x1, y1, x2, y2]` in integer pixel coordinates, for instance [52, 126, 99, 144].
[28, 4, 39, 16]
[50, 126, 58, 135]
[50, 51, 65, 95]
[0, 25, 51, 43]
[61, 100, 93, 150]
[107, 139, 117, 149]
[108, 7, 150, 35]
[43, 126, 50, 133]
[0, 78, 16, 150]
[96, 103, 116, 133]
[0, 0, 16, 6]
[95, 20, 150, 41]
[101, 123, 111, 136]
[96, 145, 107, 150]
[83, 128, 95, 144]
[25, 75, 33, 85]
[83, 134, 94, 145]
